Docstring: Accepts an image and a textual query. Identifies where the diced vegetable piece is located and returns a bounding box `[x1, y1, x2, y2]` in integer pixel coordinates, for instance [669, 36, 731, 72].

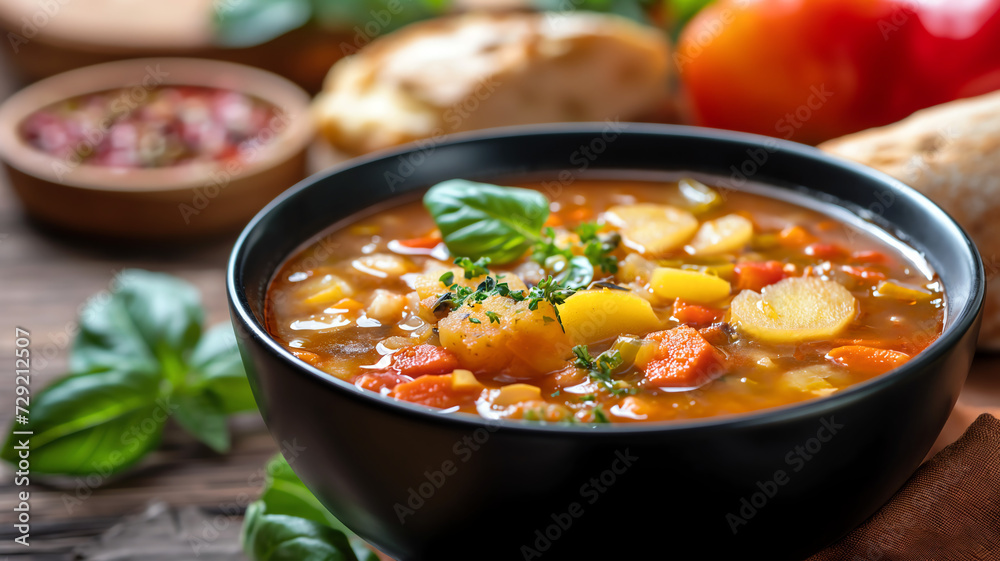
[678, 178, 723, 214]
[729, 277, 857, 343]
[689, 214, 754, 255]
[616, 253, 655, 284]
[610, 336, 659, 370]
[413, 267, 527, 300]
[875, 280, 934, 301]
[734, 260, 788, 292]
[804, 243, 848, 260]
[826, 346, 910, 376]
[698, 322, 735, 348]
[438, 295, 570, 374]
[392, 374, 483, 409]
[298, 273, 354, 306]
[642, 325, 725, 388]
[605, 203, 698, 256]
[781, 365, 839, 397]
[367, 289, 407, 322]
[289, 349, 322, 367]
[493, 384, 543, 406]
[396, 232, 442, 249]
[556, 289, 662, 345]
[650, 267, 731, 304]
[356, 371, 409, 393]
[672, 299, 724, 326]
[840, 265, 887, 282]
[451, 369, 485, 392]
[851, 250, 889, 265]
[352, 253, 414, 278]
[777, 225, 817, 247]
[387, 344, 459, 378]
[330, 298, 364, 312]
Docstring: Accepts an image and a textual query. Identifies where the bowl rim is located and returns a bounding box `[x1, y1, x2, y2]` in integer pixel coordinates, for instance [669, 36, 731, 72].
[228, 123, 985, 435]
[0, 57, 314, 192]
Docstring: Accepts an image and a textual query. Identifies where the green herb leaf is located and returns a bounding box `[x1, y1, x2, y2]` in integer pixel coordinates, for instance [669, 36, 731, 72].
[571, 345, 629, 397]
[593, 405, 611, 423]
[242, 455, 378, 561]
[468, 317, 482, 324]
[454, 256, 491, 279]
[72, 269, 203, 383]
[424, 179, 550, 264]
[174, 392, 230, 453]
[242, 504, 358, 561]
[189, 323, 256, 414]
[439, 271, 455, 286]
[2, 270, 255, 476]
[554, 255, 595, 290]
[485, 311, 501, 324]
[213, 0, 313, 47]
[0, 368, 163, 475]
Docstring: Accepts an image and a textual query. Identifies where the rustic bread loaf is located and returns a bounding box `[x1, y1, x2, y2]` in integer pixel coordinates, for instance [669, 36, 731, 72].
[820, 91, 1000, 348]
[313, 11, 671, 156]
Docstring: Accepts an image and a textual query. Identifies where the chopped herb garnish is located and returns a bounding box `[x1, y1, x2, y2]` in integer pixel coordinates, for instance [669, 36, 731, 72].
[531, 227, 574, 265]
[468, 317, 481, 324]
[572, 344, 629, 396]
[485, 311, 501, 324]
[550, 390, 561, 397]
[593, 405, 610, 423]
[439, 271, 455, 286]
[455, 256, 492, 279]
[577, 224, 621, 274]
[579, 394, 596, 402]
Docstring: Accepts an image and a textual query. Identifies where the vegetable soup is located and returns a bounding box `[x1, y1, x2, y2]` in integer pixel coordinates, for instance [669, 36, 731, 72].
[265, 179, 944, 423]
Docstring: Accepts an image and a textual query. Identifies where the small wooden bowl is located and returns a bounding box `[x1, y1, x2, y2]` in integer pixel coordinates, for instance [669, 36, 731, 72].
[0, 58, 314, 240]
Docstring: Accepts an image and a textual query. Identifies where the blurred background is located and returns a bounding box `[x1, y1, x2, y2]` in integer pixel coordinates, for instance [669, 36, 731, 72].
[0, 0, 998, 558]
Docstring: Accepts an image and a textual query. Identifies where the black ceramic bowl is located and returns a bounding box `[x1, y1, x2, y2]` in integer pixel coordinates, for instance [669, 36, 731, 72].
[227, 125, 984, 560]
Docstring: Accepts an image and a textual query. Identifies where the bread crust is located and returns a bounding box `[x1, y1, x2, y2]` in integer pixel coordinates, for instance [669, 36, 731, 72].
[313, 11, 671, 156]
[821, 91, 1000, 348]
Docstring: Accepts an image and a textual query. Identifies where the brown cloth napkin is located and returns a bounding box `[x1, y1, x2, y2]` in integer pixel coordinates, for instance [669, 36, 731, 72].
[810, 414, 1000, 560]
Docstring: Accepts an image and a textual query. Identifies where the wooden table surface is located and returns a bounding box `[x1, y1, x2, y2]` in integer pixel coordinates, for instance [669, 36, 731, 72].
[0, 58, 998, 560]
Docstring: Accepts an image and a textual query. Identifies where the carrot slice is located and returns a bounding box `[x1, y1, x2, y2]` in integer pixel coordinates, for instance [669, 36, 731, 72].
[391, 373, 481, 409]
[734, 260, 787, 292]
[805, 243, 848, 260]
[396, 232, 442, 249]
[777, 225, 817, 247]
[389, 344, 459, 378]
[643, 325, 725, 387]
[356, 372, 410, 393]
[672, 299, 724, 326]
[826, 345, 910, 376]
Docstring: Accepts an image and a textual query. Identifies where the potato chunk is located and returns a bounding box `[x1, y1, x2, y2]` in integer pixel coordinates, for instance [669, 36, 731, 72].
[605, 203, 698, 256]
[557, 288, 662, 345]
[730, 277, 857, 343]
[413, 267, 527, 300]
[650, 267, 731, 304]
[437, 295, 570, 375]
[689, 214, 754, 255]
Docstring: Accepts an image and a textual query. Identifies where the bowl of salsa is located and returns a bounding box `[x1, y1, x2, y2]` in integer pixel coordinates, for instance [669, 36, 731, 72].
[228, 125, 983, 560]
[0, 58, 314, 240]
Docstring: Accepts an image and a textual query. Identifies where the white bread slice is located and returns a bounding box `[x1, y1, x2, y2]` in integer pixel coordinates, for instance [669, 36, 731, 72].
[314, 11, 671, 156]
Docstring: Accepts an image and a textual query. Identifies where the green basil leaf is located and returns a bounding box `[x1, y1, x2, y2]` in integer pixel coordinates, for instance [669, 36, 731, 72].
[189, 323, 256, 414]
[173, 393, 230, 453]
[254, 455, 378, 561]
[423, 179, 550, 264]
[555, 255, 595, 290]
[214, 0, 312, 47]
[72, 269, 203, 380]
[242, 503, 358, 561]
[1, 369, 164, 475]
